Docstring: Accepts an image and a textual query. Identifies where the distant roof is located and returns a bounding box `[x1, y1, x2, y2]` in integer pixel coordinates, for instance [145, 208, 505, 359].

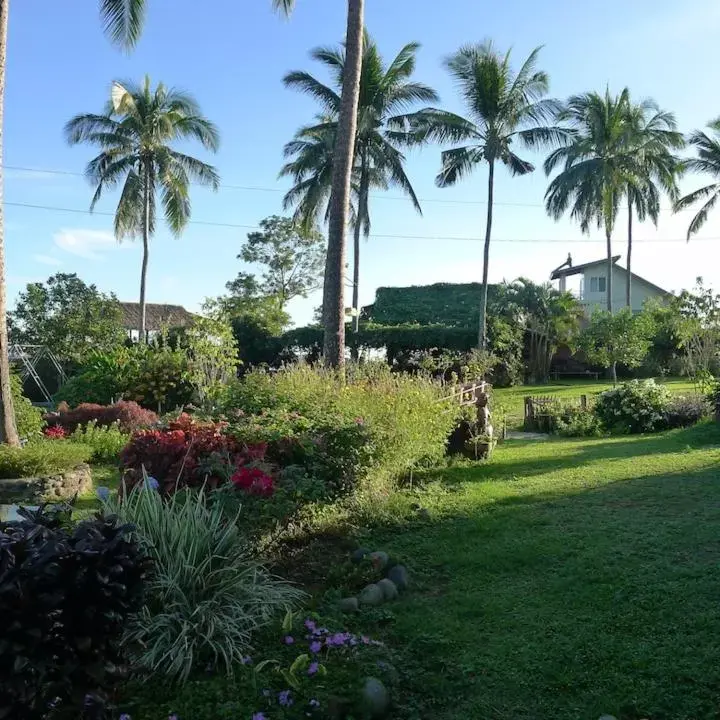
[550, 256, 621, 280]
[119, 302, 195, 331]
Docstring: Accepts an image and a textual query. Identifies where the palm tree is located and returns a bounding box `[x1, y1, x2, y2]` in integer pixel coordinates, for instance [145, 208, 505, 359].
[545, 88, 640, 313]
[66, 77, 219, 341]
[0, 0, 146, 446]
[283, 34, 438, 333]
[405, 42, 566, 350]
[623, 100, 683, 307]
[675, 119, 720, 242]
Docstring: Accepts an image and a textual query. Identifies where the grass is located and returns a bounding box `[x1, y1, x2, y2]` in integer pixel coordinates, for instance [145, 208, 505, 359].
[368, 421, 720, 719]
[73, 463, 120, 518]
[494, 377, 698, 428]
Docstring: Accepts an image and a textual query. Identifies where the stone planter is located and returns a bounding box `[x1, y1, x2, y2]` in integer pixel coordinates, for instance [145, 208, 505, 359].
[0, 463, 92, 504]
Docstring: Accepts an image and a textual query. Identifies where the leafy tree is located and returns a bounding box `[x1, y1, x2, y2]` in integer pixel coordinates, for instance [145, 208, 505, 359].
[504, 278, 583, 383]
[184, 315, 240, 407]
[578, 307, 655, 384]
[675, 118, 720, 241]
[623, 100, 683, 306]
[65, 76, 220, 342]
[282, 33, 438, 332]
[9, 273, 126, 368]
[236, 216, 325, 312]
[406, 42, 565, 349]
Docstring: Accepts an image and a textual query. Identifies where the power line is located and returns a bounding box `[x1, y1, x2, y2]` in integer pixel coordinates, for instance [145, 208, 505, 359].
[5, 198, 716, 244]
[4, 163, 696, 213]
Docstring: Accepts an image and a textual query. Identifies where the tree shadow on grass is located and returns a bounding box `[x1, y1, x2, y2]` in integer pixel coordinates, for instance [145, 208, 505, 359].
[430, 422, 720, 488]
[373, 460, 720, 720]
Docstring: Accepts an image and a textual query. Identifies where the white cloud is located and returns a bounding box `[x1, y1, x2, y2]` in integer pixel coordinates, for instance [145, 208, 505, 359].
[33, 254, 62, 266]
[53, 228, 123, 260]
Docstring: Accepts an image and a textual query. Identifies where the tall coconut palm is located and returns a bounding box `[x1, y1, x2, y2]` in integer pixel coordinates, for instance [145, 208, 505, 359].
[623, 100, 683, 307]
[0, 0, 146, 445]
[65, 77, 219, 341]
[405, 42, 566, 350]
[675, 119, 720, 242]
[283, 34, 438, 333]
[545, 88, 640, 313]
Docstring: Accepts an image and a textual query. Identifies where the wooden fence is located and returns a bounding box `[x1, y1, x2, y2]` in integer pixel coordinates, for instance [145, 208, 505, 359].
[523, 394, 589, 433]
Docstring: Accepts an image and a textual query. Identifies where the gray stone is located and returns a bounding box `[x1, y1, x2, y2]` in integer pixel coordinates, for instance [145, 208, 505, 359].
[0, 464, 92, 504]
[361, 677, 390, 718]
[386, 564, 409, 591]
[338, 596, 359, 613]
[368, 550, 389, 570]
[377, 578, 398, 601]
[359, 583, 385, 607]
[351, 547, 370, 564]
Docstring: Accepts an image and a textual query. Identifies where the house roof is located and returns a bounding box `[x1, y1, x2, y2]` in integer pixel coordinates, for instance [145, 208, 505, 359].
[550, 256, 621, 280]
[550, 256, 672, 297]
[119, 302, 195, 332]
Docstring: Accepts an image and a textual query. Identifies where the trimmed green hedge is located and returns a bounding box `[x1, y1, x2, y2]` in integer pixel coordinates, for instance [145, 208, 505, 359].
[0, 441, 92, 479]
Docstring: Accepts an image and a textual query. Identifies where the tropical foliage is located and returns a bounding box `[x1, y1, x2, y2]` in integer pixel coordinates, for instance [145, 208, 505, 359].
[283, 33, 438, 330]
[404, 42, 565, 349]
[65, 76, 220, 340]
[675, 118, 720, 241]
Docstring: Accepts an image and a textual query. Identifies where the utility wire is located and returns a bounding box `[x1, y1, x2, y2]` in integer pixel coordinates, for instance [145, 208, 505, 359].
[5, 199, 717, 244]
[4, 163, 696, 213]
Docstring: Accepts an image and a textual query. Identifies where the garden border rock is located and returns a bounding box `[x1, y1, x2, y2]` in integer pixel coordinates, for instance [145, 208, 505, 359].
[0, 463, 92, 504]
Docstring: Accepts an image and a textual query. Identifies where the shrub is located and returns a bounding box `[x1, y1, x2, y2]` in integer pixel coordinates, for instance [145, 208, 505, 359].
[0, 505, 150, 719]
[0, 440, 91, 479]
[119, 414, 266, 491]
[555, 405, 603, 437]
[69, 421, 130, 464]
[102, 485, 303, 683]
[594, 380, 671, 434]
[663, 395, 710, 429]
[223, 364, 455, 496]
[46, 400, 157, 434]
[11, 373, 45, 441]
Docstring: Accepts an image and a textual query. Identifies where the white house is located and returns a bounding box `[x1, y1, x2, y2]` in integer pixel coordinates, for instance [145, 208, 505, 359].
[550, 255, 671, 315]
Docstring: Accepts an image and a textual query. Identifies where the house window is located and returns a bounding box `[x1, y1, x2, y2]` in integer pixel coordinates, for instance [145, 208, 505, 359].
[590, 276, 606, 293]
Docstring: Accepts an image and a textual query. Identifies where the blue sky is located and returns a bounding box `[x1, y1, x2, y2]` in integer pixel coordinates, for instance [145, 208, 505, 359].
[5, 0, 720, 324]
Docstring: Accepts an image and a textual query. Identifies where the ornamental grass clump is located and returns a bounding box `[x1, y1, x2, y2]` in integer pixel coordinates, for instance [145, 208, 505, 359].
[103, 484, 303, 684]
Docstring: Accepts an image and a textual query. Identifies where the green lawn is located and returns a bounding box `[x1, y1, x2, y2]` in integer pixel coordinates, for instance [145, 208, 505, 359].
[370, 422, 720, 720]
[494, 377, 698, 428]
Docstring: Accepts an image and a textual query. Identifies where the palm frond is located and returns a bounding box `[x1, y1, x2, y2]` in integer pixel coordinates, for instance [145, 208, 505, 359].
[501, 150, 534, 176]
[283, 71, 341, 112]
[436, 146, 484, 187]
[686, 187, 720, 241]
[271, 0, 295, 16]
[100, 0, 146, 50]
[113, 169, 144, 240]
[64, 113, 125, 145]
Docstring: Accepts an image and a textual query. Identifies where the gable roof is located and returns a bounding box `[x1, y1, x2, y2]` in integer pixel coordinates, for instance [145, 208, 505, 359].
[551, 256, 621, 280]
[119, 302, 195, 332]
[550, 256, 671, 297]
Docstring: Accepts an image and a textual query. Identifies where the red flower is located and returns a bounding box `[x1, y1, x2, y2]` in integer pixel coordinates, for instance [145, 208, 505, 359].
[231, 466, 275, 497]
[44, 425, 67, 439]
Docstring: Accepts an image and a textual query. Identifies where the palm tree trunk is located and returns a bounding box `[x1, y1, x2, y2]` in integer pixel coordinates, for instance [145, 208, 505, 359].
[139, 165, 150, 343]
[605, 225, 613, 313]
[0, 0, 18, 446]
[322, 0, 364, 370]
[626, 197, 632, 308]
[352, 154, 369, 336]
[478, 159, 494, 349]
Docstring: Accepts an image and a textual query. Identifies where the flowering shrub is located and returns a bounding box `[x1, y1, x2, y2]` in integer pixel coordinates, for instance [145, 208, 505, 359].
[231, 465, 275, 497]
[120, 413, 268, 492]
[46, 400, 157, 434]
[594, 380, 671, 434]
[44, 424, 67, 439]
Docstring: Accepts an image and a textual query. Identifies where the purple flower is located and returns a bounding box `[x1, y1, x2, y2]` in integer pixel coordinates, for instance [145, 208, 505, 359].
[262, 688, 271, 698]
[361, 635, 371, 645]
[168, 715, 179, 720]
[310, 640, 322, 654]
[96, 486, 110, 501]
[119, 715, 132, 720]
[284, 635, 295, 645]
[310, 699, 321, 708]
[308, 661, 319, 676]
[278, 689, 293, 707]
[304, 618, 317, 632]
[144, 476, 160, 491]
[252, 714, 267, 720]
[241, 655, 253, 665]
